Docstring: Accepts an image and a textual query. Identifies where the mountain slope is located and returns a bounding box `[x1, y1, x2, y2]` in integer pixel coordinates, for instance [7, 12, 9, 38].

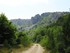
[10, 12, 69, 31]
[11, 19, 32, 28]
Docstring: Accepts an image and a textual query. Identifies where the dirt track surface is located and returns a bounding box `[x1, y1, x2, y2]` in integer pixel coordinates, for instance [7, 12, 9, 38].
[22, 44, 44, 53]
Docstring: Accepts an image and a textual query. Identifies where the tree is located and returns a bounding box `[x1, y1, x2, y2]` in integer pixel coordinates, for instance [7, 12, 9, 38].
[62, 14, 70, 52]
[18, 32, 30, 46]
[0, 13, 16, 47]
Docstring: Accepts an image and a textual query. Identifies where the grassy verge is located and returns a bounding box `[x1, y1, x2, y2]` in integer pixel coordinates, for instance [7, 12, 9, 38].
[0, 47, 9, 53]
[0, 43, 33, 53]
[12, 44, 32, 53]
[43, 48, 50, 53]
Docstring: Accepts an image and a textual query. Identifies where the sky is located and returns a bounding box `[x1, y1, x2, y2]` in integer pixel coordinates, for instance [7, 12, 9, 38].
[0, 0, 70, 20]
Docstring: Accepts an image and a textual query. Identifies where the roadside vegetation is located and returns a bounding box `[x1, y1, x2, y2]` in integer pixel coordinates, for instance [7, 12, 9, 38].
[0, 13, 31, 53]
[31, 13, 70, 53]
[0, 12, 70, 53]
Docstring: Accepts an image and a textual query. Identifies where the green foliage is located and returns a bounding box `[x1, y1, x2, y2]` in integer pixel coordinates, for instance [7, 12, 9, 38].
[17, 32, 31, 47]
[46, 14, 70, 53]
[30, 13, 70, 53]
[40, 36, 50, 49]
[32, 27, 46, 43]
[0, 13, 17, 47]
[0, 12, 70, 53]
[65, 47, 70, 53]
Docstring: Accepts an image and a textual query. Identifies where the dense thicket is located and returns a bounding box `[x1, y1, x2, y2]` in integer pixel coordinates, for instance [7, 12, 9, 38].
[0, 14, 17, 47]
[0, 14, 31, 48]
[16, 31, 31, 47]
[31, 13, 70, 53]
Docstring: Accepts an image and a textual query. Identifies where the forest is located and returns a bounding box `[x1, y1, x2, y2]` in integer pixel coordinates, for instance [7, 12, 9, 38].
[0, 12, 70, 53]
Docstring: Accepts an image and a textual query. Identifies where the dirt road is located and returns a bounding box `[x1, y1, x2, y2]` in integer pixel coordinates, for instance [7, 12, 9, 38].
[22, 44, 44, 53]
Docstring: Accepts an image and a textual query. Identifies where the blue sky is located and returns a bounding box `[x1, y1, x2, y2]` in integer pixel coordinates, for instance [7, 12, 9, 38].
[0, 0, 70, 20]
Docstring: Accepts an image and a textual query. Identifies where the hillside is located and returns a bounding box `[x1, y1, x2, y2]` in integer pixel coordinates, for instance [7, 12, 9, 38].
[0, 12, 70, 53]
[10, 12, 69, 31]
[11, 19, 32, 29]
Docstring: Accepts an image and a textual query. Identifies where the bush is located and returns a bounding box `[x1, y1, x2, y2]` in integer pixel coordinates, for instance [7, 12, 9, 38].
[66, 47, 70, 53]
[17, 32, 31, 47]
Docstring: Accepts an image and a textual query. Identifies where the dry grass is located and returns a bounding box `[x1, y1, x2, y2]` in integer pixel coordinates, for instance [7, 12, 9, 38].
[0, 44, 33, 53]
[12, 45, 31, 53]
[0, 47, 30, 53]
[0, 47, 9, 53]
[43, 48, 50, 53]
